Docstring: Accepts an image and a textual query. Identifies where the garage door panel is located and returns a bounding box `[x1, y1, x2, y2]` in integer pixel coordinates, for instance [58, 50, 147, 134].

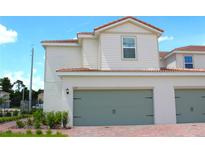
[74, 89, 154, 126]
[175, 89, 205, 123]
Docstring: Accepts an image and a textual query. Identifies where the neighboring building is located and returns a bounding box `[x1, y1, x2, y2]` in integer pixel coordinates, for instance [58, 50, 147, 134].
[37, 90, 44, 104]
[42, 16, 205, 127]
[0, 86, 10, 108]
[160, 46, 205, 69]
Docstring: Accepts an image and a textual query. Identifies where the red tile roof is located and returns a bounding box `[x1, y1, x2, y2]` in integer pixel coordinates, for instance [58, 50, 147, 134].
[94, 16, 164, 33]
[77, 32, 94, 35]
[159, 52, 169, 58]
[173, 45, 205, 51]
[41, 39, 78, 43]
[42, 16, 163, 44]
[56, 68, 205, 73]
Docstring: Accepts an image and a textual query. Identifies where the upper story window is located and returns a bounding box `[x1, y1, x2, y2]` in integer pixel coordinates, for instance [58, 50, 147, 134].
[184, 56, 193, 69]
[122, 37, 136, 59]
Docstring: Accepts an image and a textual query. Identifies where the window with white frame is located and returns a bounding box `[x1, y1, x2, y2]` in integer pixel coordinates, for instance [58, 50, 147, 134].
[122, 37, 136, 59]
[184, 56, 193, 69]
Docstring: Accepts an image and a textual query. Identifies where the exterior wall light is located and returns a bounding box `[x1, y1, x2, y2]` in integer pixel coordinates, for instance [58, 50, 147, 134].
[66, 88, 69, 94]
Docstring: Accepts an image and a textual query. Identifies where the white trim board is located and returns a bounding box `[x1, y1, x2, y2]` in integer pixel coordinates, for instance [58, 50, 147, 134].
[57, 71, 205, 77]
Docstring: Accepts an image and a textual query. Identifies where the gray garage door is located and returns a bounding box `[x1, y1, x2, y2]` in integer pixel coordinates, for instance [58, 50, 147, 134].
[73, 89, 154, 126]
[175, 89, 205, 123]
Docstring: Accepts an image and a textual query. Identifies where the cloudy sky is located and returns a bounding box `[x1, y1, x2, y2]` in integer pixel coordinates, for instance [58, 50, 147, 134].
[0, 16, 205, 90]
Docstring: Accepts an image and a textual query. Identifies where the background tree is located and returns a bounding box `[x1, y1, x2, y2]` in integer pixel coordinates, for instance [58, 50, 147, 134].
[0, 77, 12, 92]
[12, 80, 25, 92]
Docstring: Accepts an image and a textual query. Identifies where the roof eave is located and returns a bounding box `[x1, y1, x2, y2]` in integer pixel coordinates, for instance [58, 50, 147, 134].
[94, 18, 163, 35]
[56, 71, 205, 77]
[41, 42, 80, 47]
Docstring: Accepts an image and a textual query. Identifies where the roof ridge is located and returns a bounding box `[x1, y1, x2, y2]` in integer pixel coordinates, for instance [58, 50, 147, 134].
[94, 16, 164, 32]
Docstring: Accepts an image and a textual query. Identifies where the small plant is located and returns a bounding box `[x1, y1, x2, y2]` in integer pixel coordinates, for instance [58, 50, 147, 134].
[46, 112, 55, 129]
[42, 112, 47, 125]
[34, 120, 41, 129]
[26, 118, 33, 128]
[5, 130, 12, 134]
[56, 131, 62, 135]
[33, 109, 43, 122]
[62, 111, 69, 128]
[46, 129, 52, 135]
[35, 129, 43, 135]
[5, 112, 11, 117]
[54, 112, 62, 128]
[16, 120, 25, 128]
[13, 110, 19, 116]
[26, 129, 32, 135]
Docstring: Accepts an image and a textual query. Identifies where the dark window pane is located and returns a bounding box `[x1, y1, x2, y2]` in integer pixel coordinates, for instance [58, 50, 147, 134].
[185, 64, 193, 69]
[184, 56, 193, 63]
[123, 38, 135, 47]
[123, 48, 136, 58]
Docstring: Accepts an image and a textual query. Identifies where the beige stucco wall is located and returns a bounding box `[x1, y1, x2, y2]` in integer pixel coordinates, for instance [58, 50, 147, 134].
[100, 33, 160, 70]
[106, 22, 152, 34]
[176, 53, 205, 68]
[43, 75, 205, 126]
[166, 54, 177, 68]
[194, 54, 205, 68]
[44, 46, 82, 112]
[165, 53, 205, 69]
[82, 39, 99, 69]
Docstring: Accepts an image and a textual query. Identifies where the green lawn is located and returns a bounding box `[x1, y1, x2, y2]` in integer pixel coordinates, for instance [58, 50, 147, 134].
[0, 131, 67, 137]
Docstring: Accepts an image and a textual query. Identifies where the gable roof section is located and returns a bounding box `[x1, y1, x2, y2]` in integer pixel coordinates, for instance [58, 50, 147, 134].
[159, 52, 169, 59]
[173, 45, 205, 51]
[94, 16, 164, 33]
[164, 45, 205, 59]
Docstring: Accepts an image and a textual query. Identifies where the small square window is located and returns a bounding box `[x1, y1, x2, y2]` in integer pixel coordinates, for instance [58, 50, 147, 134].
[122, 37, 136, 59]
[184, 56, 193, 69]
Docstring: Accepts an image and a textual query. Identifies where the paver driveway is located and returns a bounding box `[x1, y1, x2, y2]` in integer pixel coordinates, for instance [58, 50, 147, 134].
[64, 123, 205, 137]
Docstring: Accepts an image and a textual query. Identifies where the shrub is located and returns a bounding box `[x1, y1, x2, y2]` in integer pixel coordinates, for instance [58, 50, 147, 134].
[26, 118, 33, 128]
[46, 112, 55, 129]
[33, 109, 43, 122]
[5, 112, 11, 117]
[56, 131, 62, 135]
[13, 110, 19, 116]
[16, 120, 25, 128]
[42, 112, 47, 125]
[62, 111, 68, 128]
[46, 129, 52, 135]
[34, 120, 41, 129]
[54, 112, 62, 128]
[5, 130, 12, 134]
[26, 129, 32, 135]
[35, 129, 43, 135]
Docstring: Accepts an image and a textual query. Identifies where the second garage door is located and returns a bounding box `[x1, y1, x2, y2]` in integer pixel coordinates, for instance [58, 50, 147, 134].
[73, 89, 154, 126]
[175, 89, 205, 123]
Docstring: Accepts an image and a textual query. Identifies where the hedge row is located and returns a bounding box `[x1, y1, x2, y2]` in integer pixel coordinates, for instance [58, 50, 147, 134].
[0, 114, 30, 123]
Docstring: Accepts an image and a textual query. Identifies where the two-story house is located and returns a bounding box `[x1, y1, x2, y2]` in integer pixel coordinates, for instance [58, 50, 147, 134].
[41, 16, 205, 127]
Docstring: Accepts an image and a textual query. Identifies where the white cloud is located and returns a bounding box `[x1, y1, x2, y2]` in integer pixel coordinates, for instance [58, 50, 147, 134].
[158, 36, 174, 42]
[0, 24, 18, 45]
[3, 70, 43, 91]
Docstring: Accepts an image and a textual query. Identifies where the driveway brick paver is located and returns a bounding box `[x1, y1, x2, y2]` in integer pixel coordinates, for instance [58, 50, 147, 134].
[63, 123, 205, 137]
[1, 121, 205, 137]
